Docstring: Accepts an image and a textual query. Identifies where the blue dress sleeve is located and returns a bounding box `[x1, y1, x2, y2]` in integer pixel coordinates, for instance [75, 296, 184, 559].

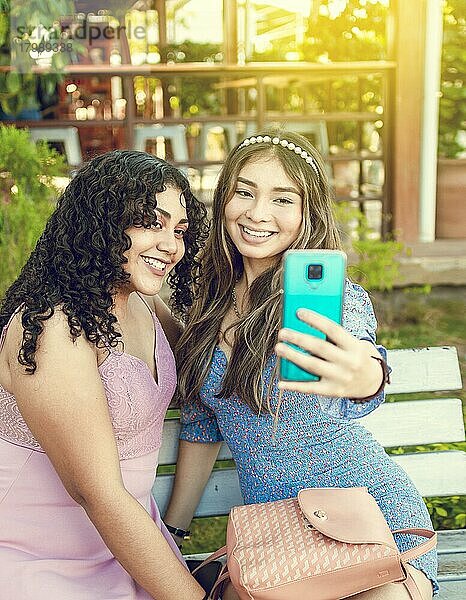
[179, 400, 224, 443]
[316, 280, 388, 420]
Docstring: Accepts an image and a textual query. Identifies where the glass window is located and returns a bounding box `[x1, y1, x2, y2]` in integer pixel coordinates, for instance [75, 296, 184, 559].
[166, 0, 223, 45]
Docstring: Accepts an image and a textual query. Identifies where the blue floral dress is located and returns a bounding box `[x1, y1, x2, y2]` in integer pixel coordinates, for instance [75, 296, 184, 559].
[180, 282, 438, 593]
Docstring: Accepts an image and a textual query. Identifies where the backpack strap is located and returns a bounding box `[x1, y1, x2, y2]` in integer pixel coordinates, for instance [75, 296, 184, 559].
[392, 528, 436, 600]
[191, 546, 229, 600]
[210, 569, 230, 600]
[191, 546, 227, 576]
[392, 528, 437, 562]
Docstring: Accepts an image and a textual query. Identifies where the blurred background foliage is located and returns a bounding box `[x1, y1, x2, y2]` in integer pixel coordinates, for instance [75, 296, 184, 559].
[252, 0, 388, 62]
[438, 0, 465, 158]
[163, 41, 223, 117]
[0, 0, 75, 117]
[163, 0, 463, 158]
[0, 125, 66, 297]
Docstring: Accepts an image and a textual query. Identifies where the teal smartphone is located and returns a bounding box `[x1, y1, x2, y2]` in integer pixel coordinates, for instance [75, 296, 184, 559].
[279, 249, 347, 382]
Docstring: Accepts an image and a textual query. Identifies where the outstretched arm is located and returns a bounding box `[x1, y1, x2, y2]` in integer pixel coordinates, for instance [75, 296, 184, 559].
[7, 310, 205, 600]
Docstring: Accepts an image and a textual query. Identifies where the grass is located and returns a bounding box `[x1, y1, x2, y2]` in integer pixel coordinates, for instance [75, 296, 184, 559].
[374, 288, 466, 409]
[181, 288, 466, 553]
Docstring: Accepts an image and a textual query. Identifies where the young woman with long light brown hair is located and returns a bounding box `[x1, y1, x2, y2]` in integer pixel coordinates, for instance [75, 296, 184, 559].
[164, 130, 437, 599]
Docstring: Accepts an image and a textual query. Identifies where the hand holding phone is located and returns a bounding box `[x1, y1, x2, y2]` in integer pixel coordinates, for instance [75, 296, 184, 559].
[277, 251, 385, 398]
[279, 250, 346, 382]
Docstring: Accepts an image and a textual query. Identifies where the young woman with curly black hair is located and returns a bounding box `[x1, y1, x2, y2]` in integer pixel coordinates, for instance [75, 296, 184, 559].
[0, 150, 211, 600]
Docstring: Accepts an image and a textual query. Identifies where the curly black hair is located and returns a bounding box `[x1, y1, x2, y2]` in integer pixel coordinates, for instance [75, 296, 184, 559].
[0, 150, 209, 373]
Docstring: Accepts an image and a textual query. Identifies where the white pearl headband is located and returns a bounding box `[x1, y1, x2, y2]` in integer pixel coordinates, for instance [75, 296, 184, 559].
[237, 135, 320, 178]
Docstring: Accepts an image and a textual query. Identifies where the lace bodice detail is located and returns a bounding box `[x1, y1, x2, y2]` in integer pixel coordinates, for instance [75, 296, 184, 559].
[0, 312, 176, 459]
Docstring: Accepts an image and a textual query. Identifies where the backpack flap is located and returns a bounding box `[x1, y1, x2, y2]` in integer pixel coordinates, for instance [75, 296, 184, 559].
[297, 487, 399, 551]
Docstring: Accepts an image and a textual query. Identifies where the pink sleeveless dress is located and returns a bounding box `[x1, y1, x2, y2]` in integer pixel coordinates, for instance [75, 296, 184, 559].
[0, 308, 184, 599]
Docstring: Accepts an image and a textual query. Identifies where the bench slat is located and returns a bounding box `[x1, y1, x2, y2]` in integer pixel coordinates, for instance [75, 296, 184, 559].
[153, 450, 466, 516]
[438, 552, 466, 579]
[437, 531, 466, 587]
[392, 451, 466, 497]
[386, 347, 462, 394]
[437, 580, 466, 600]
[158, 398, 465, 466]
[359, 398, 465, 447]
[437, 529, 466, 554]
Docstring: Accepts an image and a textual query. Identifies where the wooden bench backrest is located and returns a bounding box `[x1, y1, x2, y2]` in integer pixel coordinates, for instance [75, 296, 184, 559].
[153, 347, 465, 517]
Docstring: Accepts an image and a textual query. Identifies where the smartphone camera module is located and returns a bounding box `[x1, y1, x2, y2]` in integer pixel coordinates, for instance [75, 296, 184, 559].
[307, 264, 323, 280]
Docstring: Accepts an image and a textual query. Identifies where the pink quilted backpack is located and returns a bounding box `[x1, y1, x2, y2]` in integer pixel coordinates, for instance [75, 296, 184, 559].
[198, 487, 436, 600]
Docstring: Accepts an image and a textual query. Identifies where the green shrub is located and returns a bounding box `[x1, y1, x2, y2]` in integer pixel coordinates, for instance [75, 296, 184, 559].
[426, 496, 466, 530]
[349, 237, 404, 291]
[0, 125, 66, 298]
[439, 0, 466, 158]
[335, 202, 404, 291]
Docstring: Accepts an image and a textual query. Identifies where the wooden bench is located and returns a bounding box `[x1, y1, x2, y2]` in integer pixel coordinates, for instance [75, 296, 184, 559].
[153, 347, 466, 599]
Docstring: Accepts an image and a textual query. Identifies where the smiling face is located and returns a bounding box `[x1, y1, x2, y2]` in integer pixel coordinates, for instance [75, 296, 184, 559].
[122, 186, 188, 296]
[224, 156, 303, 272]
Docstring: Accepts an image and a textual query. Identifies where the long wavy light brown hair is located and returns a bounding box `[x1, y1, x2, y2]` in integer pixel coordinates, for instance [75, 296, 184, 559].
[176, 130, 342, 413]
